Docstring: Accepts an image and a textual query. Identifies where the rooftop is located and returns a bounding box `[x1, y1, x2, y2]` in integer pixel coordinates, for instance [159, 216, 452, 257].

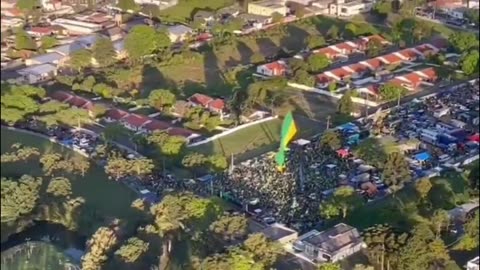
[17, 63, 57, 76]
[249, 0, 285, 8]
[262, 223, 297, 241]
[29, 52, 64, 64]
[300, 223, 362, 254]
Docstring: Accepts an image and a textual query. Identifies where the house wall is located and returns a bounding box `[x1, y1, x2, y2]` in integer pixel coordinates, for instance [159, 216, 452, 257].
[330, 243, 364, 262]
[330, 2, 373, 16]
[248, 3, 288, 16]
[257, 66, 274, 76]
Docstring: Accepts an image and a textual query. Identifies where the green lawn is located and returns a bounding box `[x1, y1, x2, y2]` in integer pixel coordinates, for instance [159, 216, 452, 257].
[0, 127, 141, 234]
[158, 0, 234, 23]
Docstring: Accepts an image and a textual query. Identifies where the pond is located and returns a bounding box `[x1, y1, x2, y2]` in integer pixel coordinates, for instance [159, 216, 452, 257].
[1, 222, 86, 270]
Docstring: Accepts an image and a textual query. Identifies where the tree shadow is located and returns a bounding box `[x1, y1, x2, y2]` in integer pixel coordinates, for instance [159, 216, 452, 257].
[140, 64, 178, 98]
[236, 40, 254, 64]
[202, 50, 226, 94]
[279, 24, 309, 51]
[255, 37, 278, 58]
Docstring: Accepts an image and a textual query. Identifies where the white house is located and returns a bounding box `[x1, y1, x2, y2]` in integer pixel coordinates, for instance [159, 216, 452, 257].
[166, 24, 193, 42]
[51, 18, 103, 34]
[17, 63, 58, 84]
[329, 0, 374, 16]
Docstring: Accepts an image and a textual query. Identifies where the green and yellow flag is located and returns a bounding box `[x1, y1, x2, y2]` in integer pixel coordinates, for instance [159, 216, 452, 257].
[275, 112, 297, 171]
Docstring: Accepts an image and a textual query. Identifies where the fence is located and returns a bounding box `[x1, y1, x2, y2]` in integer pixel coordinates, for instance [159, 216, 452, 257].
[187, 116, 278, 147]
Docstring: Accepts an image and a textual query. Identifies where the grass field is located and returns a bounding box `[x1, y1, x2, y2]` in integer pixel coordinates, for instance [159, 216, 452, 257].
[0, 128, 140, 232]
[158, 0, 234, 23]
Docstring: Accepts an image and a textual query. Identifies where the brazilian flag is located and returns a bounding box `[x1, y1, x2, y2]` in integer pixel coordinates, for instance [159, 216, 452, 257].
[275, 112, 297, 171]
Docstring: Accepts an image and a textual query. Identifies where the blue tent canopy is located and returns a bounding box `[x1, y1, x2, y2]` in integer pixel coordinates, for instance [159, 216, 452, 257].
[414, 152, 431, 161]
[337, 122, 359, 132]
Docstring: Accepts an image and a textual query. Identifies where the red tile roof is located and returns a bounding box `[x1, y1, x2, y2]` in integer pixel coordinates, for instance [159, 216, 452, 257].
[69, 96, 92, 110]
[388, 78, 409, 88]
[402, 73, 423, 86]
[363, 58, 383, 70]
[365, 34, 388, 44]
[189, 93, 213, 107]
[208, 99, 225, 111]
[335, 42, 357, 52]
[397, 48, 419, 60]
[366, 85, 380, 95]
[329, 68, 352, 79]
[381, 53, 404, 64]
[122, 114, 151, 128]
[417, 67, 437, 80]
[316, 74, 331, 84]
[168, 127, 193, 137]
[106, 109, 129, 121]
[264, 61, 286, 73]
[415, 44, 436, 55]
[144, 119, 171, 131]
[313, 47, 341, 58]
[51, 91, 73, 102]
[29, 27, 54, 34]
[348, 63, 369, 74]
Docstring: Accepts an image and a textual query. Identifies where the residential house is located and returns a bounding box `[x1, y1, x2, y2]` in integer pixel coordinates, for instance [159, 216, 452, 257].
[40, 0, 62, 11]
[25, 52, 65, 66]
[396, 48, 420, 61]
[172, 100, 191, 118]
[166, 25, 193, 42]
[17, 64, 57, 84]
[188, 93, 226, 116]
[292, 223, 365, 263]
[134, 0, 178, 10]
[27, 27, 56, 38]
[50, 91, 95, 115]
[332, 41, 358, 55]
[262, 223, 298, 245]
[313, 47, 343, 59]
[1, 17, 24, 29]
[329, 0, 374, 17]
[193, 10, 215, 24]
[51, 18, 103, 34]
[51, 91, 74, 103]
[248, 0, 288, 16]
[466, 256, 479, 270]
[120, 114, 152, 132]
[167, 127, 198, 141]
[256, 61, 288, 76]
[104, 108, 129, 122]
[207, 98, 225, 115]
[101, 26, 125, 42]
[142, 119, 171, 133]
[1, 8, 23, 18]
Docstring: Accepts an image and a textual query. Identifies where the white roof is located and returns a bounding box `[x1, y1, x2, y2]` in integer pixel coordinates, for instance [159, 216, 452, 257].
[18, 63, 57, 75]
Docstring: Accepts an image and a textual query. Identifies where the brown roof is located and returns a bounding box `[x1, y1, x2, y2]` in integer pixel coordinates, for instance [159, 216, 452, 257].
[144, 119, 171, 131]
[189, 93, 213, 107]
[208, 99, 225, 111]
[168, 127, 193, 137]
[122, 114, 151, 128]
[381, 53, 404, 64]
[302, 223, 362, 254]
[51, 91, 73, 102]
[106, 108, 129, 121]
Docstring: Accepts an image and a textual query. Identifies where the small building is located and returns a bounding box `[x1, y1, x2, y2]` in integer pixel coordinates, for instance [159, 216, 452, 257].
[292, 223, 365, 263]
[329, 0, 374, 17]
[193, 10, 215, 23]
[466, 256, 479, 270]
[248, 0, 288, 16]
[166, 25, 193, 42]
[25, 52, 65, 66]
[172, 100, 192, 118]
[188, 93, 226, 115]
[120, 114, 152, 132]
[51, 18, 103, 34]
[104, 108, 129, 122]
[17, 63, 57, 84]
[26, 27, 55, 38]
[256, 61, 287, 77]
[262, 223, 298, 245]
[142, 119, 171, 133]
[101, 26, 125, 42]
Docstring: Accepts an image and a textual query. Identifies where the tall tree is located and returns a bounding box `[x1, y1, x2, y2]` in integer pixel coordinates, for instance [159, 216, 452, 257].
[379, 83, 407, 101]
[56, 108, 91, 128]
[320, 130, 342, 150]
[468, 162, 479, 190]
[209, 214, 248, 241]
[92, 37, 117, 67]
[129, 158, 155, 178]
[344, 23, 358, 38]
[320, 186, 364, 219]
[46, 177, 72, 198]
[337, 90, 354, 115]
[117, 0, 139, 11]
[81, 226, 119, 270]
[457, 210, 479, 250]
[40, 36, 58, 50]
[148, 89, 176, 110]
[105, 155, 132, 180]
[415, 178, 432, 203]
[461, 50, 479, 75]
[243, 233, 285, 268]
[307, 54, 330, 73]
[124, 25, 171, 62]
[182, 152, 207, 175]
[208, 154, 228, 173]
[306, 35, 326, 49]
[326, 25, 340, 40]
[17, 0, 37, 12]
[1, 175, 42, 223]
[114, 237, 149, 263]
[318, 263, 342, 270]
[69, 49, 92, 72]
[39, 153, 62, 176]
[449, 32, 478, 53]
[382, 152, 411, 190]
[430, 209, 450, 238]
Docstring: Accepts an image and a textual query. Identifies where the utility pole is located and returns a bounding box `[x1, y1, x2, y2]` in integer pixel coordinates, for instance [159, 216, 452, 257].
[397, 92, 401, 107]
[228, 153, 234, 175]
[326, 115, 331, 130]
[364, 92, 370, 119]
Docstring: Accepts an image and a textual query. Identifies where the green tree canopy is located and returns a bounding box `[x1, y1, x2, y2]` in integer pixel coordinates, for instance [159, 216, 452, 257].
[124, 25, 171, 61]
[337, 90, 354, 115]
[306, 35, 326, 49]
[40, 35, 58, 50]
[117, 0, 139, 11]
[327, 25, 340, 40]
[1, 175, 42, 223]
[148, 89, 176, 110]
[320, 130, 342, 150]
[69, 49, 92, 72]
[461, 50, 479, 75]
[449, 32, 479, 53]
[318, 262, 342, 270]
[92, 37, 117, 67]
[15, 30, 36, 51]
[379, 83, 407, 101]
[17, 0, 38, 11]
[114, 237, 149, 263]
[382, 152, 411, 189]
[46, 177, 72, 198]
[307, 54, 330, 73]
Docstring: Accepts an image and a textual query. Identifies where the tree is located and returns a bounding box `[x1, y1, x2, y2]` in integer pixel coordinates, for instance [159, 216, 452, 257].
[182, 152, 206, 174]
[344, 23, 358, 38]
[125, 25, 171, 62]
[333, 186, 364, 218]
[449, 32, 478, 53]
[92, 83, 115, 98]
[382, 152, 411, 190]
[292, 69, 315, 87]
[92, 37, 117, 67]
[306, 35, 326, 49]
[379, 83, 407, 101]
[307, 54, 330, 73]
[465, 9, 479, 25]
[1, 93, 39, 113]
[353, 138, 388, 168]
[353, 264, 374, 270]
[147, 131, 186, 175]
[81, 226, 119, 270]
[271, 12, 284, 23]
[39, 153, 62, 176]
[117, 0, 139, 11]
[1, 175, 42, 223]
[456, 210, 479, 250]
[114, 237, 149, 263]
[431, 209, 450, 238]
[373, 0, 392, 17]
[367, 39, 383, 57]
[294, 5, 305, 18]
[69, 49, 92, 72]
[208, 154, 228, 173]
[320, 130, 342, 150]
[70, 155, 90, 177]
[468, 162, 479, 190]
[243, 233, 285, 268]
[318, 263, 342, 270]
[17, 0, 37, 12]
[319, 201, 341, 219]
[328, 81, 337, 92]
[415, 178, 432, 202]
[129, 158, 154, 178]
[289, 58, 308, 73]
[105, 155, 132, 180]
[461, 50, 479, 75]
[56, 108, 91, 128]
[148, 89, 176, 110]
[209, 214, 248, 241]
[1, 107, 28, 125]
[46, 177, 72, 198]
[91, 104, 108, 119]
[40, 36, 58, 50]
[102, 123, 131, 142]
[15, 30, 36, 51]
[39, 100, 69, 113]
[337, 90, 354, 115]
[326, 25, 340, 40]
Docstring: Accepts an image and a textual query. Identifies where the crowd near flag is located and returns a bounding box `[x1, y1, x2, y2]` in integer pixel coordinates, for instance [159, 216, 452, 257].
[275, 111, 297, 172]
